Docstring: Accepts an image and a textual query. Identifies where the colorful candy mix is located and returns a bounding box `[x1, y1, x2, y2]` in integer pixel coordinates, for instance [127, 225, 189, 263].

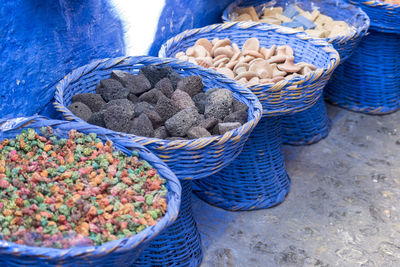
[0, 127, 167, 248]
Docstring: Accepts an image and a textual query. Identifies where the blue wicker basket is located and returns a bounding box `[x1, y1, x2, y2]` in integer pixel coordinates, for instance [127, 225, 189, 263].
[159, 22, 339, 117]
[281, 96, 330, 145]
[223, 0, 369, 145]
[54, 56, 262, 266]
[325, 0, 400, 114]
[0, 116, 181, 267]
[160, 22, 338, 210]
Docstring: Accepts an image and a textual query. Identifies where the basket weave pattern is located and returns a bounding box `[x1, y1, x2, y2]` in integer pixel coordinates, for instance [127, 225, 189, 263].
[54, 56, 262, 266]
[0, 116, 181, 267]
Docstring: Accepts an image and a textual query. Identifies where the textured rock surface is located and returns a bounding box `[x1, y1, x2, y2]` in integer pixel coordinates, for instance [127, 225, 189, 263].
[187, 126, 211, 139]
[176, 76, 204, 97]
[204, 89, 233, 120]
[129, 113, 154, 137]
[71, 93, 105, 113]
[103, 106, 132, 133]
[100, 99, 135, 117]
[96, 79, 130, 102]
[155, 95, 180, 122]
[197, 104, 400, 266]
[67, 102, 92, 121]
[155, 78, 174, 98]
[171, 89, 196, 110]
[165, 107, 200, 137]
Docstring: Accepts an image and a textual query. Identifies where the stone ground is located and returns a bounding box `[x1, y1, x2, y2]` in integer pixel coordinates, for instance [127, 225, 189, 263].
[193, 104, 400, 267]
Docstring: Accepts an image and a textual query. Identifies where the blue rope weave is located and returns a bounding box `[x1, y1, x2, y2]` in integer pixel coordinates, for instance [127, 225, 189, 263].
[0, 116, 181, 267]
[222, 0, 369, 145]
[193, 117, 290, 211]
[325, 0, 400, 114]
[160, 22, 337, 210]
[54, 56, 262, 267]
[134, 181, 202, 267]
[282, 96, 330, 145]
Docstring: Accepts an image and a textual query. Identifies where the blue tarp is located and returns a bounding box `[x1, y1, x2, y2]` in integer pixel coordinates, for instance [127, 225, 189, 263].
[0, 0, 232, 119]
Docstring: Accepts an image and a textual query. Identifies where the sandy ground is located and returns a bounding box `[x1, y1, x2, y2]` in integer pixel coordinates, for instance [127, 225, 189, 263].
[195, 104, 400, 267]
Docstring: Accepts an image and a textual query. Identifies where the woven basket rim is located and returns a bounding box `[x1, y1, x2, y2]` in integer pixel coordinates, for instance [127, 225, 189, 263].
[159, 21, 340, 96]
[54, 56, 263, 151]
[221, 0, 370, 44]
[0, 116, 181, 260]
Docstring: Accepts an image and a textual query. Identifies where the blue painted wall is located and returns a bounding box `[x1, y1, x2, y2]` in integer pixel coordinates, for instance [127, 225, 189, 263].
[0, 0, 232, 119]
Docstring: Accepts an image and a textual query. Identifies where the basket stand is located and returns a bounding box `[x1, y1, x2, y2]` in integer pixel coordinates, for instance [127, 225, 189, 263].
[134, 180, 202, 267]
[193, 117, 290, 211]
[281, 97, 330, 145]
[325, 30, 400, 114]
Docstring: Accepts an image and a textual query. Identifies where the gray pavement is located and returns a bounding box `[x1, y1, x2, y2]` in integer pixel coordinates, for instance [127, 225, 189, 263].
[194, 104, 400, 267]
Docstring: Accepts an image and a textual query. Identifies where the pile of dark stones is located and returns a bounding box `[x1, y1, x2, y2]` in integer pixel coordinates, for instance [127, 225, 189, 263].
[68, 66, 249, 140]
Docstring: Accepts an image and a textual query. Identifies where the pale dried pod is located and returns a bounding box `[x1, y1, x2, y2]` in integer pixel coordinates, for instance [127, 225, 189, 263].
[249, 59, 273, 79]
[175, 51, 186, 59]
[296, 62, 317, 71]
[212, 38, 220, 45]
[193, 45, 208, 58]
[242, 37, 260, 52]
[214, 38, 231, 49]
[213, 57, 230, 67]
[213, 54, 227, 63]
[217, 62, 226, 68]
[271, 64, 287, 77]
[235, 66, 247, 75]
[277, 56, 301, 73]
[177, 54, 189, 61]
[226, 60, 239, 70]
[283, 45, 294, 57]
[186, 47, 196, 57]
[248, 77, 260, 85]
[260, 45, 276, 60]
[196, 57, 213, 68]
[195, 38, 213, 55]
[243, 50, 264, 58]
[188, 57, 198, 65]
[271, 76, 285, 83]
[231, 52, 241, 62]
[235, 71, 258, 81]
[260, 78, 274, 84]
[232, 43, 241, 54]
[243, 55, 256, 63]
[276, 46, 288, 57]
[214, 46, 234, 58]
[233, 62, 250, 74]
[217, 67, 235, 79]
[237, 78, 248, 85]
[300, 66, 313, 75]
[268, 55, 287, 64]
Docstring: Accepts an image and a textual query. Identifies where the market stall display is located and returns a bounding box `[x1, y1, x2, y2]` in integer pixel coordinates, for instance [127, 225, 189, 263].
[54, 56, 262, 266]
[0, 116, 180, 267]
[160, 22, 339, 210]
[222, 0, 369, 145]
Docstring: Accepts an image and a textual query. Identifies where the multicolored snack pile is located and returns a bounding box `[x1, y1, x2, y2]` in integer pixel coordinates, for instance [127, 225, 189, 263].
[68, 66, 249, 139]
[175, 37, 317, 85]
[0, 127, 167, 248]
[232, 4, 355, 38]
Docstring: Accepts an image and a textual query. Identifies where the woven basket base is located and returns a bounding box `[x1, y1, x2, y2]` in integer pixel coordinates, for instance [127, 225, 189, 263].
[325, 30, 400, 114]
[282, 97, 331, 146]
[193, 117, 290, 211]
[133, 181, 202, 267]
